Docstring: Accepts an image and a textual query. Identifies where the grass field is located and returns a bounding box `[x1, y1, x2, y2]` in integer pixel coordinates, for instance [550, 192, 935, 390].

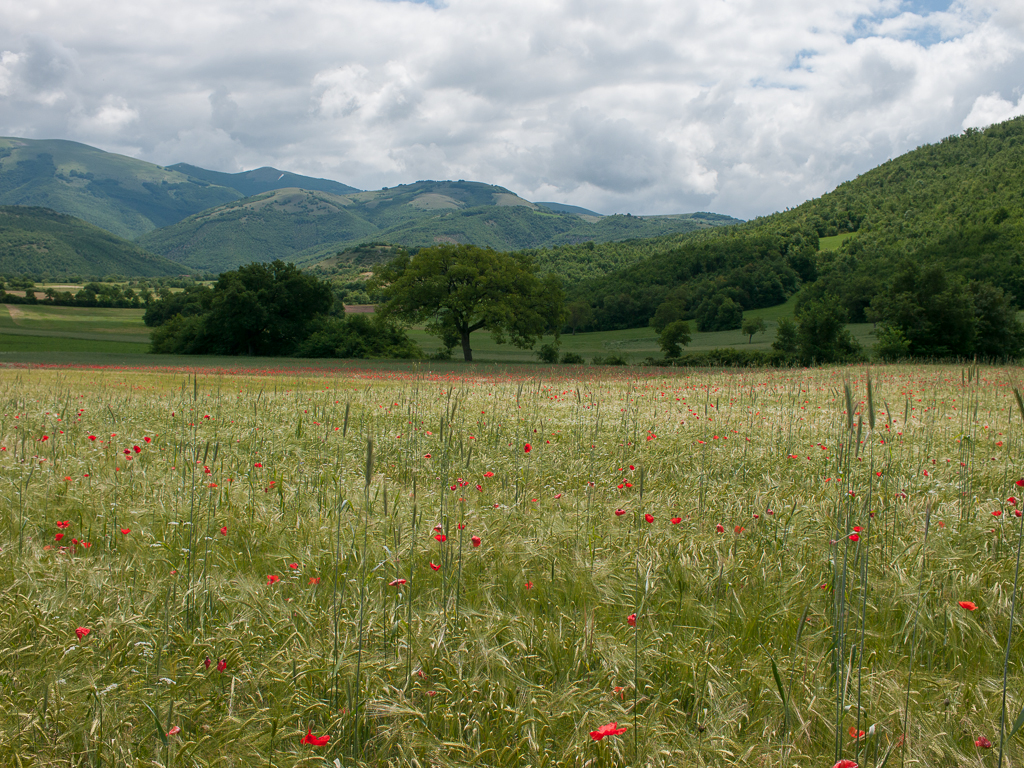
[1, 361, 1023, 766]
[0, 300, 881, 365]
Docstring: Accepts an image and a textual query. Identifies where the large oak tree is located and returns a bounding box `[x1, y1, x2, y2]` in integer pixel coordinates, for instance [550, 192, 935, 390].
[373, 244, 564, 361]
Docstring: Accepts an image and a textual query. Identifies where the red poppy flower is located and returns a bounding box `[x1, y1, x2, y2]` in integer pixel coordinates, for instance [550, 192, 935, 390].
[471, 536, 481, 547]
[56, 520, 70, 529]
[288, 563, 299, 570]
[75, 627, 90, 640]
[389, 578, 407, 587]
[848, 726, 865, 739]
[133, 445, 141, 454]
[87, 435, 97, 441]
[1009, 496, 1019, 506]
[849, 533, 860, 542]
[976, 736, 992, 749]
[166, 725, 181, 736]
[671, 517, 682, 524]
[734, 525, 745, 534]
[424, 453, 431, 459]
[120, 528, 131, 535]
[309, 577, 320, 585]
[220, 526, 227, 535]
[852, 526, 863, 532]
[144, 436, 152, 443]
[429, 562, 441, 571]
[832, 761, 858, 768]
[524, 581, 533, 589]
[1016, 479, 1024, 488]
[524, 443, 531, 453]
[993, 510, 1003, 517]
[217, 659, 227, 672]
[627, 613, 637, 627]
[267, 574, 280, 585]
[435, 533, 446, 542]
[55, 532, 64, 541]
[484, 471, 494, 477]
[644, 513, 654, 523]
[590, 722, 628, 741]
[301, 729, 330, 746]
[204, 657, 211, 669]
[959, 601, 977, 611]
[80, 541, 91, 548]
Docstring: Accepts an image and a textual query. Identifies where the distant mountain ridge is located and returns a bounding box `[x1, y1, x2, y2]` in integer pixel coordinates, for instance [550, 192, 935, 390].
[0, 137, 242, 239]
[167, 163, 360, 197]
[137, 181, 741, 272]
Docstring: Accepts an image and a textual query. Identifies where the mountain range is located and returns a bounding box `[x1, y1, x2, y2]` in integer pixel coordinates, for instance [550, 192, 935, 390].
[0, 137, 741, 276]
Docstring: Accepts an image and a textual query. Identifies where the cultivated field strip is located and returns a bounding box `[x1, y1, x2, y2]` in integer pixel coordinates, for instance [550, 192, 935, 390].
[0, 363, 1022, 767]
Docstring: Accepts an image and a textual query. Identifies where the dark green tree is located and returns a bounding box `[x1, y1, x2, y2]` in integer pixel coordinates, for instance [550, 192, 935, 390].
[149, 260, 333, 355]
[741, 316, 767, 343]
[771, 317, 798, 357]
[565, 300, 595, 335]
[794, 296, 861, 365]
[659, 320, 692, 359]
[373, 244, 564, 362]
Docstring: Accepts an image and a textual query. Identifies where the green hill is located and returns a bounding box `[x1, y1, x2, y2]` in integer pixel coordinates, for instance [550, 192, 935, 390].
[762, 116, 1024, 318]
[138, 180, 741, 272]
[567, 115, 1024, 332]
[166, 163, 360, 197]
[0, 206, 184, 278]
[0, 138, 242, 239]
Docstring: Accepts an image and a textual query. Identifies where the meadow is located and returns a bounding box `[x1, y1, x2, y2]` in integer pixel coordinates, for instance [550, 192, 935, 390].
[1, 361, 1023, 767]
[0, 300, 881, 363]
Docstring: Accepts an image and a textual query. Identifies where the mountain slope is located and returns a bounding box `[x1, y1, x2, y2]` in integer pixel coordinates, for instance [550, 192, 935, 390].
[759, 115, 1024, 318]
[136, 189, 379, 272]
[139, 180, 742, 271]
[0, 138, 242, 239]
[167, 163, 360, 197]
[0, 206, 184, 278]
[567, 114, 1024, 331]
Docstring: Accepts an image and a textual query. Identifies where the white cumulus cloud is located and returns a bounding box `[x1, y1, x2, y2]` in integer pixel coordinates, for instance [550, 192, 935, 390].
[0, 0, 1022, 218]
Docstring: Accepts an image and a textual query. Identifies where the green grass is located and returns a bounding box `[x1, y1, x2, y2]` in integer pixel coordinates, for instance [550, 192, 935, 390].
[0, 363, 1022, 767]
[2, 304, 148, 336]
[0, 334, 149, 354]
[817, 232, 856, 251]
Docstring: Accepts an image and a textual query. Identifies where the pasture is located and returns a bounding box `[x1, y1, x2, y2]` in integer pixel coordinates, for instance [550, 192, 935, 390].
[1, 361, 1022, 767]
[0, 301, 881, 364]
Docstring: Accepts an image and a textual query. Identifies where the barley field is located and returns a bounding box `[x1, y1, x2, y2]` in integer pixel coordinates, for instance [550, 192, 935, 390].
[1, 361, 1023, 768]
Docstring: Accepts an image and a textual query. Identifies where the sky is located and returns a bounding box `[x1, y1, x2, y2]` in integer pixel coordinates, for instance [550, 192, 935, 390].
[1, 0, 1023, 219]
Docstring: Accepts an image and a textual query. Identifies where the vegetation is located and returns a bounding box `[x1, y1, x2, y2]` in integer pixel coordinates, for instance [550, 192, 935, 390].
[146, 261, 414, 359]
[373, 244, 564, 362]
[0, 138, 241, 239]
[0, 206, 182, 279]
[3, 363, 1024, 766]
[138, 181, 740, 274]
[166, 163, 359, 197]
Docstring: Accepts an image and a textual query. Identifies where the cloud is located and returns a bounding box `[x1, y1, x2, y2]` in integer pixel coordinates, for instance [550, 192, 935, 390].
[963, 92, 1024, 129]
[0, 0, 1023, 218]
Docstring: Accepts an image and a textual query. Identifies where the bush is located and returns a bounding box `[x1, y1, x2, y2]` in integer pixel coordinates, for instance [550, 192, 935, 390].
[560, 352, 585, 364]
[592, 354, 628, 366]
[535, 343, 560, 363]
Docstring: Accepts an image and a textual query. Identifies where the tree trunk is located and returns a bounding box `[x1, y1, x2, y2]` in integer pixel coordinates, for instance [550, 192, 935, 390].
[461, 330, 473, 361]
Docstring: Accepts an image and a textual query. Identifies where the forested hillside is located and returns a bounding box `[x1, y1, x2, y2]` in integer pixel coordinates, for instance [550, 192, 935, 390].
[139, 180, 739, 272]
[563, 115, 1024, 337]
[0, 206, 183, 278]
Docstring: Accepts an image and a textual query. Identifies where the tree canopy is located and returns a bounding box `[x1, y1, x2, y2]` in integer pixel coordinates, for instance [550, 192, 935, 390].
[146, 260, 416, 359]
[372, 244, 564, 361]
